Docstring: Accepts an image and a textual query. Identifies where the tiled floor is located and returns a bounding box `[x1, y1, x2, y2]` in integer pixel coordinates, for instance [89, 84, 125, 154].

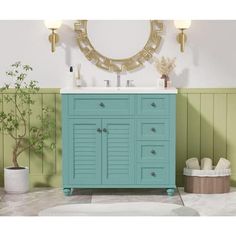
[1, 187, 236, 216]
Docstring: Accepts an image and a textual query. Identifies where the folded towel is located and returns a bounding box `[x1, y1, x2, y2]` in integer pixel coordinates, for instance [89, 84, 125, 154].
[215, 158, 230, 170]
[201, 157, 213, 170]
[186, 157, 200, 170]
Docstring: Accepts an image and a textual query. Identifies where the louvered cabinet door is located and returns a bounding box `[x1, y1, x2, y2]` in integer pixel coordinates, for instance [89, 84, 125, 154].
[68, 119, 102, 185]
[102, 119, 134, 184]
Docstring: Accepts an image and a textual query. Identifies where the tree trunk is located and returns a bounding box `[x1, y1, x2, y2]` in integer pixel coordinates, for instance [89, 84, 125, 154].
[12, 151, 19, 168]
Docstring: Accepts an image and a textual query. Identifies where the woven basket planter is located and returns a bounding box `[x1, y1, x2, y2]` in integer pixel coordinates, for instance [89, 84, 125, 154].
[183, 168, 231, 194]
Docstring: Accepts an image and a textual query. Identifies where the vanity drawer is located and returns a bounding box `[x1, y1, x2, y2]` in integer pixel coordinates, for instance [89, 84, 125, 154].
[137, 141, 169, 162]
[68, 95, 133, 116]
[137, 119, 169, 140]
[137, 95, 169, 116]
[137, 163, 169, 185]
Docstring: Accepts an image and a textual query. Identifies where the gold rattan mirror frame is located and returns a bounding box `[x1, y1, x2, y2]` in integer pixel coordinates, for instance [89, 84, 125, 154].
[74, 20, 163, 73]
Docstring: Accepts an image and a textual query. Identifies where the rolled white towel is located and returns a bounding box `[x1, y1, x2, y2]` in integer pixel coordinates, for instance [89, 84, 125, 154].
[201, 157, 213, 170]
[186, 157, 200, 170]
[215, 158, 230, 170]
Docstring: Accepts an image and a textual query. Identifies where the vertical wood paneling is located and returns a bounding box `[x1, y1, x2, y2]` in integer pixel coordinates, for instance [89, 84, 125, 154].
[227, 94, 236, 183]
[200, 94, 214, 159]
[214, 94, 227, 165]
[1, 89, 236, 187]
[187, 94, 201, 159]
[29, 94, 43, 174]
[55, 94, 62, 177]
[42, 94, 56, 176]
[176, 93, 187, 185]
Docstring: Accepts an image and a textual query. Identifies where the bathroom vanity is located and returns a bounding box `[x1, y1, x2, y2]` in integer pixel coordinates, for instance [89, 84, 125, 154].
[61, 87, 177, 196]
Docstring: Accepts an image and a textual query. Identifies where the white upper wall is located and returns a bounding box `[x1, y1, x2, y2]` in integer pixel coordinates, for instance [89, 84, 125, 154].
[0, 20, 236, 88]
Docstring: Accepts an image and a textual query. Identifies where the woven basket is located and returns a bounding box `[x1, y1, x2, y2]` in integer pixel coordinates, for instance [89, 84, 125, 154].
[183, 168, 231, 194]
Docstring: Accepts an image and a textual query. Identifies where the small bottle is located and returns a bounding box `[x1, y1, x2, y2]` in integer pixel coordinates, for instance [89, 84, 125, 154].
[66, 66, 74, 88]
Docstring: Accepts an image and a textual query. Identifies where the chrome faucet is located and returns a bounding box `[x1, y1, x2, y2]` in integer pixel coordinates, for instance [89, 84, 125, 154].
[104, 80, 110, 87]
[117, 73, 121, 87]
[126, 80, 134, 87]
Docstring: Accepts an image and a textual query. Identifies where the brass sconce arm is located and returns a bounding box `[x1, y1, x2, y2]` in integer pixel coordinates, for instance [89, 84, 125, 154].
[174, 20, 191, 53]
[177, 29, 187, 53]
[44, 20, 62, 53]
[49, 29, 59, 53]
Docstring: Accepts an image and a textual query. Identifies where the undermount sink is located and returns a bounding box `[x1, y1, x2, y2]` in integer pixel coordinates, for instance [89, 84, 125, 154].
[60, 87, 177, 94]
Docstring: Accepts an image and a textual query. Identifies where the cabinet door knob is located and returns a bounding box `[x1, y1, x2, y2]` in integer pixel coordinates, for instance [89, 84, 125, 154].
[103, 128, 107, 132]
[97, 128, 102, 133]
[151, 102, 156, 107]
[151, 172, 156, 177]
[151, 150, 156, 154]
[151, 127, 156, 132]
[99, 102, 105, 107]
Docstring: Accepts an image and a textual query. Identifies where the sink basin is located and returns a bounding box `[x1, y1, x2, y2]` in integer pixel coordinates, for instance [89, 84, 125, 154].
[60, 87, 177, 94]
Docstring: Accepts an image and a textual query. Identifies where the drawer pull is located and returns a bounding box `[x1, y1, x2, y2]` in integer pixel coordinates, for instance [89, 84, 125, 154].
[151, 127, 156, 132]
[103, 128, 107, 133]
[151, 172, 156, 177]
[99, 102, 105, 107]
[151, 102, 156, 107]
[151, 150, 156, 155]
[97, 128, 102, 133]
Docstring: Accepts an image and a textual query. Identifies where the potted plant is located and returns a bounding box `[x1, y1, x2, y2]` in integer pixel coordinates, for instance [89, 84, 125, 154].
[0, 62, 55, 193]
[154, 56, 176, 88]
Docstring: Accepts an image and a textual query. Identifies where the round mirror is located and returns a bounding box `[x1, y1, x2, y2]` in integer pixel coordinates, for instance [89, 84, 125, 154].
[74, 20, 163, 73]
[87, 21, 150, 60]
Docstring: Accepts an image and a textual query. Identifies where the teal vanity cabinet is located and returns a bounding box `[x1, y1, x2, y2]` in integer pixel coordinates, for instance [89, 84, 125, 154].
[61, 89, 176, 196]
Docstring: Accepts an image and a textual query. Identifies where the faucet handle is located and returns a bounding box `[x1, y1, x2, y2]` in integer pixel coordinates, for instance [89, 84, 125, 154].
[126, 80, 134, 87]
[104, 80, 110, 87]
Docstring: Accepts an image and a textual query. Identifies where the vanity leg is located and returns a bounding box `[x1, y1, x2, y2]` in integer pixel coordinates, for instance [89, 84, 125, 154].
[166, 188, 175, 196]
[63, 188, 72, 196]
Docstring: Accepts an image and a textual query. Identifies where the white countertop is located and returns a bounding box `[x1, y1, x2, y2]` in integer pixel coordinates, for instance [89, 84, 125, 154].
[60, 87, 178, 94]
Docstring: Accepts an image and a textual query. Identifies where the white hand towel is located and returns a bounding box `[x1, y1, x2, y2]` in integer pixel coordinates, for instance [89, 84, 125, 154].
[201, 157, 213, 170]
[186, 157, 200, 170]
[215, 158, 230, 170]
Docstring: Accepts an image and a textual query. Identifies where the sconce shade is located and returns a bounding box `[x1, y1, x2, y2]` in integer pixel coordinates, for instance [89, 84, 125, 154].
[174, 20, 191, 29]
[44, 20, 62, 29]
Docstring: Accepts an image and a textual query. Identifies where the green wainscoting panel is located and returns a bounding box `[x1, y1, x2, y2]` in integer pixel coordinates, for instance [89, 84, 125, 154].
[29, 94, 43, 175]
[176, 93, 187, 186]
[200, 94, 214, 158]
[1, 88, 236, 187]
[213, 94, 227, 165]
[187, 94, 201, 158]
[227, 94, 236, 185]
[176, 89, 236, 186]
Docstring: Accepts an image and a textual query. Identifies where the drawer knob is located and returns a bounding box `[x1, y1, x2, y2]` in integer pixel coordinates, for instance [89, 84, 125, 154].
[151, 128, 156, 132]
[103, 128, 107, 133]
[151, 102, 156, 107]
[99, 102, 105, 107]
[97, 128, 102, 133]
[151, 172, 156, 177]
[151, 150, 156, 154]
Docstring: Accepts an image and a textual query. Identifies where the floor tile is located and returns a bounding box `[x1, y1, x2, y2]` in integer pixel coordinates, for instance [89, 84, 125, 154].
[91, 188, 183, 205]
[179, 187, 236, 216]
[0, 188, 92, 216]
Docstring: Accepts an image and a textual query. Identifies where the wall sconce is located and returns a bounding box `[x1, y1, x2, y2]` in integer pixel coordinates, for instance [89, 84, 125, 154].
[174, 20, 191, 52]
[44, 20, 62, 53]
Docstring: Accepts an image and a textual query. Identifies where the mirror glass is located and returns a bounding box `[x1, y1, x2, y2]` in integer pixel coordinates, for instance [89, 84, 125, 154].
[87, 20, 150, 59]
